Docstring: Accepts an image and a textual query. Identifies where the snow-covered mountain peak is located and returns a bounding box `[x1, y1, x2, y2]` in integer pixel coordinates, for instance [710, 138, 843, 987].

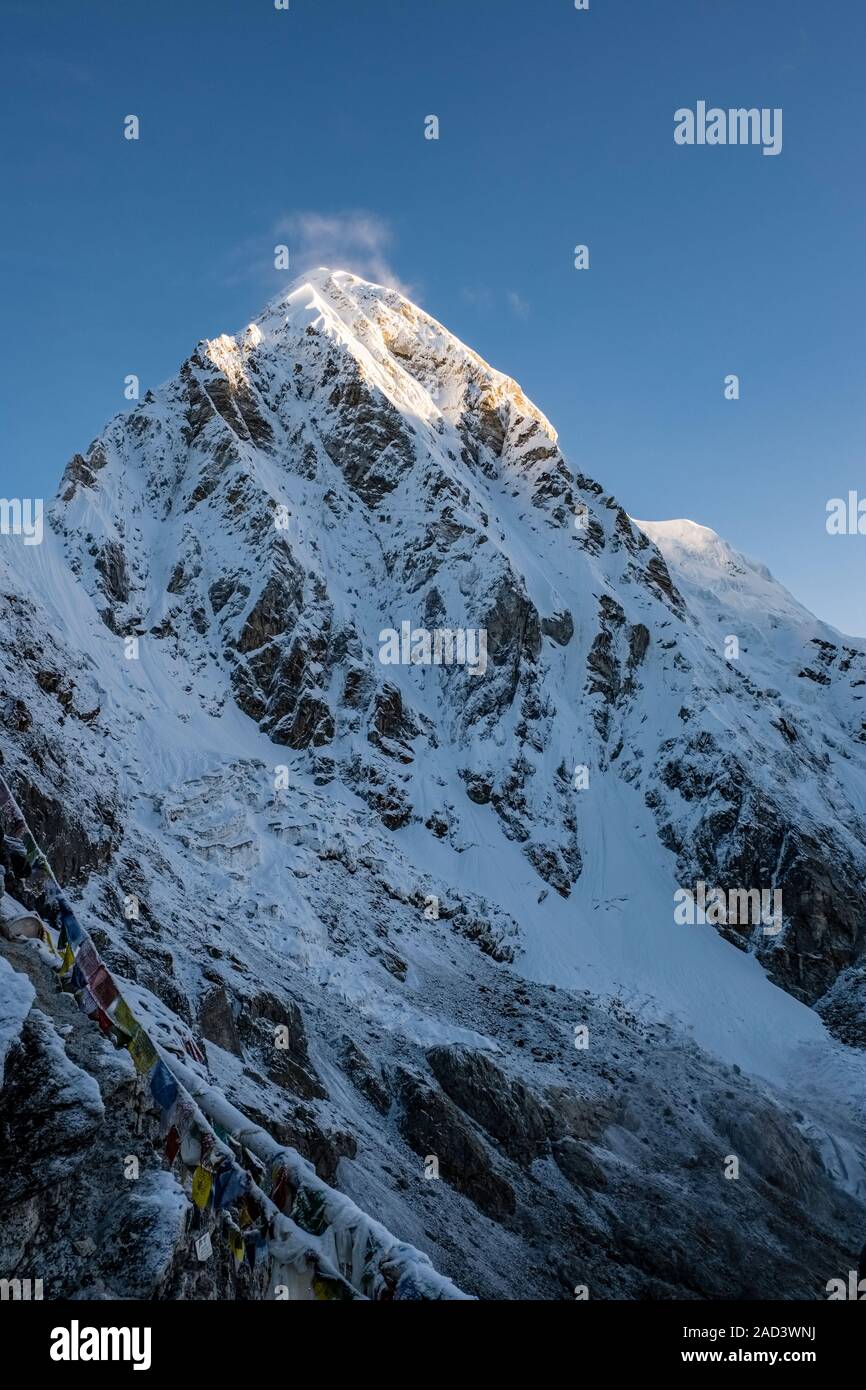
[3, 278, 866, 1300]
[637, 517, 780, 591]
[636, 514, 864, 660]
[251, 267, 559, 444]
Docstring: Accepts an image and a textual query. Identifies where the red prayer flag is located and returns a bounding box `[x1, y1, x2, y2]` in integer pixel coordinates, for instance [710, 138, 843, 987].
[89, 964, 119, 1010]
[165, 1126, 181, 1163]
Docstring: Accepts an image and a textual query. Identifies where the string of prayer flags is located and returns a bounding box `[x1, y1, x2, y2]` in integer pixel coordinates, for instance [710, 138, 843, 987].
[171, 1095, 195, 1137]
[199, 1132, 217, 1169]
[0, 772, 374, 1302]
[212, 1158, 232, 1209]
[39, 922, 58, 955]
[41, 874, 60, 906]
[1, 775, 277, 1277]
[313, 1274, 348, 1301]
[292, 1184, 327, 1237]
[150, 1059, 179, 1112]
[236, 1193, 265, 1240]
[192, 1166, 213, 1210]
[241, 1147, 266, 1187]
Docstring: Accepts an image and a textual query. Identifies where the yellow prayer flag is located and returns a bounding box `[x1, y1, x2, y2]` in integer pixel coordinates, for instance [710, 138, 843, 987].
[192, 1166, 212, 1209]
[313, 1276, 341, 1301]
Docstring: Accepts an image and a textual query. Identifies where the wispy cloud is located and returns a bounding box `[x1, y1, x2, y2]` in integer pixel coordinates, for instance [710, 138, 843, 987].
[221, 210, 414, 299]
[277, 211, 414, 297]
[506, 290, 530, 320]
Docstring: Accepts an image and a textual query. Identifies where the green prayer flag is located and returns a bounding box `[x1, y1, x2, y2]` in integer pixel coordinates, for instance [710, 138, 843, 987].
[128, 1027, 158, 1075]
[113, 997, 138, 1037]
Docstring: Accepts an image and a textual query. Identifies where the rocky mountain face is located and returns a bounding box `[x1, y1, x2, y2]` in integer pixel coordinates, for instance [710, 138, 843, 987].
[1, 269, 865, 1300]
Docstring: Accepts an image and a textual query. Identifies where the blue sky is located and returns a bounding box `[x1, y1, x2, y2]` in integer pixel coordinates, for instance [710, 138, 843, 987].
[2, 0, 864, 632]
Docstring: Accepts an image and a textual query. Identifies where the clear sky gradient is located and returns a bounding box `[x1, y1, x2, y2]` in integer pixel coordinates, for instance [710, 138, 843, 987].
[1, 0, 864, 632]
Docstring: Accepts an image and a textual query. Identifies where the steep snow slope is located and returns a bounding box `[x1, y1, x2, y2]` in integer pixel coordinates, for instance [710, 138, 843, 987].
[1, 270, 865, 1299]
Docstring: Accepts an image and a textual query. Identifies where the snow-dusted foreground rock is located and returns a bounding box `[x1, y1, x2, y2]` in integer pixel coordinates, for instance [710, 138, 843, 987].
[1, 269, 864, 1299]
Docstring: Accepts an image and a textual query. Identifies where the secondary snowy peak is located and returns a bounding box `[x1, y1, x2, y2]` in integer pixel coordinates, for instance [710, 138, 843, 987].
[635, 518, 820, 632]
[636, 515, 866, 707]
[636, 517, 763, 574]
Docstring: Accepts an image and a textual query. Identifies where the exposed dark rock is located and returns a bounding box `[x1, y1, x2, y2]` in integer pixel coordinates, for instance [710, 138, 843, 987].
[371, 683, 417, 743]
[320, 363, 416, 506]
[524, 841, 581, 898]
[0, 1011, 104, 1206]
[94, 541, 130, 605]
[426, 1045, 549, 1165]
[395, 1068, 516, 1219]
[552, 1137, 608, 1190]
[642, 551, 686, 613]
[1, 698, 32, 734]
[815, 965, 866, 1047]
[461, 771, 493, 805]
[236, 550, 304, 656]
[198, 984, 243, 1057]
[9, 775, 116, 888]
[238, 991, 327, 1101]
[628, 623, 650, 667]
[342, 664, 373, 709]
[340, 1038, 391, 1113]
[541, 610, 574, 646]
